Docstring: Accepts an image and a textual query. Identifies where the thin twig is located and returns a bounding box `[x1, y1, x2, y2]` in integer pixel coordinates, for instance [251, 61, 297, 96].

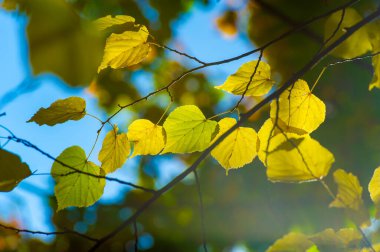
[194, 170, 208, 252]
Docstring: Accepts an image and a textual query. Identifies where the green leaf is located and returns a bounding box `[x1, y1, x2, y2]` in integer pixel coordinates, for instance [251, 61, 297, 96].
[215, 60, 273, 96]
[162, 105, 217, 154]
[98, 126, 130, 174]
[27, 97, 86, 126]
[0, 149, 31, 192]
[52, 146, 105, 211]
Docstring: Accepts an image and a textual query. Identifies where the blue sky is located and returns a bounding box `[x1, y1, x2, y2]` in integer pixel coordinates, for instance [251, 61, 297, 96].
[0, 0, 257, 241]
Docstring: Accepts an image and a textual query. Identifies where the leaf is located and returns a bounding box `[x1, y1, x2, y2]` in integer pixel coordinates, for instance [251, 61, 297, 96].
[309, 228, 361, 251]
[211, 117, 258, 172]
[266, 135, 334, 182]
[329, 169, 363, 211]
[98, 26, 151, 72]
[98, 126, 130, 174]
[266, 232, 314, 252]
[162, 105, 217, 154]
[0, 149, 31, 192]
[257, 119, 280, 164]
[270, 79, 326, 134]
[324, 8, 372, 59]
[52, 146, 105, 211]
[27, 97, 86, 126]
[94, 15, 135, 31]
[26, 0, 103, 86]
[127, 119, 165, 157]
[215, 60, 273, 96]
[369, 52, 380, 91]
[368, 167, 380, 205]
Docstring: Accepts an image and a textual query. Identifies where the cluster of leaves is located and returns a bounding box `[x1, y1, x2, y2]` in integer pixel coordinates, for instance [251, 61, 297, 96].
[1, 1, 380, 251]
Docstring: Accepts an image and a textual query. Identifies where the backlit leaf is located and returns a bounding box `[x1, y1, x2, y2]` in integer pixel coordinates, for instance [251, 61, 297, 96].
[270, 79, 325, 134]
[127, 119, 165, 157]
[94, 15, 135, 31]
[257, 119, 280, 164]
[98, 126, 130, 174]
[162, 105, 217, 154]
[266, 232, 314, 252]
[211, 117, 258, 172]
[368, 167, 380, 217]
[0, 149, 31, 192]
[215, 60, 273, 96]
[329, 169, 363, 211]
[27, 97, 86, 126]
[266, 135, 334, 182]
[324, 8, 372, 59]
[98, 26, 151, 72]
[52, 146, 105, 211]
[309, 228, 361, 251]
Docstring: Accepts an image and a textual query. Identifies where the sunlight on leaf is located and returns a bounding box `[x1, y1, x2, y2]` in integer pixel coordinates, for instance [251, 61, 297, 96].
[162, 105, 217, 154]
[324, 8, 372, 59]
[329, 169, 363, 211]
[98, 26, 151, 72]
[127, 119, 165, 157]
[27, 97, 86, 126]
[266, 232, 314, 252]
[215, 60, 273, 96]
[368, 166, 380, 217]
[270, 79, 325, 134]
[211, 117, 257, 172]
[309, 228, 361, 251]
[52, 146, 105, 211]
[98, 126, 130, 174]
[94, 15, 135, 31]
[266, 135, 334, 182]
[0, 150, 31, 192]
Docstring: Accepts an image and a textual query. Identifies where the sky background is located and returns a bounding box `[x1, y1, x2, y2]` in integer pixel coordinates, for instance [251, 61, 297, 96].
[0, 0, 257, 242]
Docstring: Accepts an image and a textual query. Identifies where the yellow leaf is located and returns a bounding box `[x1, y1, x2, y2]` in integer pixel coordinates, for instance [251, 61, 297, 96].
[329, 169, 363, 211]
[27, 97, 86, 126]
[369, 52, 380, 91]
[94, 15, 135, 31]
[257, 119, 283, 164]
[98, 126, 130, 174]
[324, 8, 372, 59]
[162, 105, 217, 154]
[215, 60, 273, 96]
[211, 118, 258, 172]
[266, 135, 334, 182]
[98, 26, 151, 72]
[270, 79, 325, 134]
[369, 167, 380, 205]
[127, 119, 165, 157]
[309, 228, 361, 251]
[266, 232, 314, 252]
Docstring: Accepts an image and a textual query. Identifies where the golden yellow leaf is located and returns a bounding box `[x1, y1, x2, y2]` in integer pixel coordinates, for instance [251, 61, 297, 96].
[98, 26, 151, 72]
[329, 169, 363, 211]
[369, 167, 380, 205]
[266, 232, 314, 252]
[215, 60, 273, 96]
[127, 119, 165, 157]
[27, 97, 86, 126]
[211, 117, 258, 172]
[324, 8, 372, 59]
[98, 126, 130, 174]
[270, 79, 325, 134]
[309, 228, 361, 251]
[94, 15, 135, 31]
[162, 105, 217, 154]
[257, 119, 284, 164]
[266, 135, 334, 182]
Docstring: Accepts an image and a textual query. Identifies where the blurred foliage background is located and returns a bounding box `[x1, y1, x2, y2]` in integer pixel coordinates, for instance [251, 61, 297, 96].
[1, 0, 380, 251]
